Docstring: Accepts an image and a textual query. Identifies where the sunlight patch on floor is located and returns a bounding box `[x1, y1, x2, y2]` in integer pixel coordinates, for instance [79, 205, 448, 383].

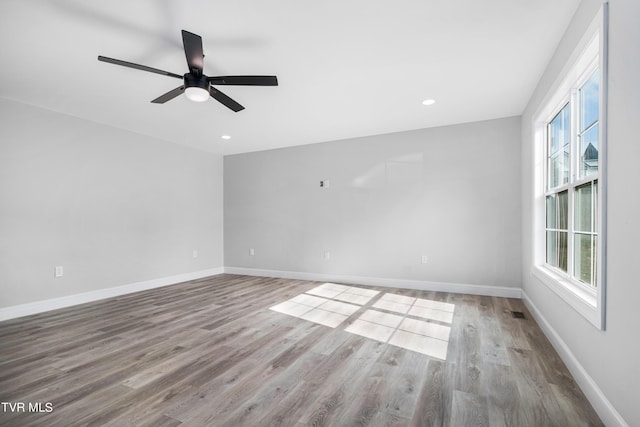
[373, 293, 455, 323]
[269, 283, 377, 328]
[345, 308, 452, 360]
[269, 283, 454, 359]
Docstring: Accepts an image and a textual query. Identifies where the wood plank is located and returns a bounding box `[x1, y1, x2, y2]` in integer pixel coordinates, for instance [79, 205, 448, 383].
[483, 362, 526, 427]
[449, 390, 490, 427]
[507, 347, 575, 427]
[410, 359, 454, 427]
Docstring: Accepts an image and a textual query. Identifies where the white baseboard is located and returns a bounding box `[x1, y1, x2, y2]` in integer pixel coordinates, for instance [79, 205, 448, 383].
[1, 267, 519, 321]
[522, 290, 628, 427]
[224, 266, 522, 298]
[0, 267, 224, 321]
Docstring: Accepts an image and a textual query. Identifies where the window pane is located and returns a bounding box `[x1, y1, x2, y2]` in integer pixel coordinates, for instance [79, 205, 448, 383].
[547, 230, 568, 272]
[546, 195, 557, 228]
[549, 152, 569, 189]
[580, 69, 599, 131]
[558, 190, 568, 230]
[574, 183, 594, 232]
[546, 231, 557, 267]
[558, 231, 568, 272]
[593, 235, 598, 288]
[594, 180, 598, 230]
[549, 104, 570, 154]
[549, 155, 559, 189]
[548, 104, 570, 188]
[579, 124, 599, 177]
[574, 233, 595, 285]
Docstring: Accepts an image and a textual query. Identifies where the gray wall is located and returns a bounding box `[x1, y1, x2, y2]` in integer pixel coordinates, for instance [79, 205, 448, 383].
[0, 98, 224, 308]
[521, 0, 640, 424]
[225, 117, 521, 288]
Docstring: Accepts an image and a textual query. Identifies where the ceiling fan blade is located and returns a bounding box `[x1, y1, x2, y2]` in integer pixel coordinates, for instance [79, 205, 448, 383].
[151, 86, 185, 104]
[98, 56, 182, 79]
[209, 87, 244, 112]
[182, 30, 204, 76]
[208, 76, 278, 86]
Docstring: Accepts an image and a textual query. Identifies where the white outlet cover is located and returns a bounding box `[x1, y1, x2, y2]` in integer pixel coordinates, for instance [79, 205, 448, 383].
[54, 266, 64, 277]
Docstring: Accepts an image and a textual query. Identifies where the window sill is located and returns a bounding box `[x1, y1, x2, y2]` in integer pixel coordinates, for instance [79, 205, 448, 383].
[532, 265, 602, 329]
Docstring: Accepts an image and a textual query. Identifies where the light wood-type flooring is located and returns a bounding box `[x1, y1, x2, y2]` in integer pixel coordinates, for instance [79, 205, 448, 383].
[0, 274, 602, 426]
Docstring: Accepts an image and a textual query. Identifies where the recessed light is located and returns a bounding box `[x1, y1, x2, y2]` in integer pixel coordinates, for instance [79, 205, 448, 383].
[422, 99, 436, 106]
[221, 135, 231, 140]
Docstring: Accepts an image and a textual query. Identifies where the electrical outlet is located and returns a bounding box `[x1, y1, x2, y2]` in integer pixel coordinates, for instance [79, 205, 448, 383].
[249, 248, 255, 256]
[324, 251, 331, 260]
[192, 250, 198, 259]
[421, 255, 428, 264]
[320, 180, 330, 188]
[54, 266, 64, 277]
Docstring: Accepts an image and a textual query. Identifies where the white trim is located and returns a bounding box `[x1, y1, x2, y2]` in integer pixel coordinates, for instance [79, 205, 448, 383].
[0, 266, 521, 321]
[0, 267, 224, 321]
[522, 290, 629, 427]
[532, 265, 600, 327]
[597, 2, 609, 330]
[532, 4, 607, 330]
[224, 266, 522, 298]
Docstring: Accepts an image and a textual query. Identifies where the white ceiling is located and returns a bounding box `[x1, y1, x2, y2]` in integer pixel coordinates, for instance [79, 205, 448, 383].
[0, 0, 580, 155]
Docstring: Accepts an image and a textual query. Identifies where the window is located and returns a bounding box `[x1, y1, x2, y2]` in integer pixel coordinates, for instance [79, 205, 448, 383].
[545, 67, 599, 287]
[533, 5, 607, 330]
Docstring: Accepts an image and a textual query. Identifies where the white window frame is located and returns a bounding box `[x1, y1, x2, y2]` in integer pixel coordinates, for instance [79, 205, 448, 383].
[532, 4, 608, 330]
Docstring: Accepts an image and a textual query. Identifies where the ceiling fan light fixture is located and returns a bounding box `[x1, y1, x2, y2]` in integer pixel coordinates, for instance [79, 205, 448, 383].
[185, 86, 209, 102]
[184, 73, 210, 102]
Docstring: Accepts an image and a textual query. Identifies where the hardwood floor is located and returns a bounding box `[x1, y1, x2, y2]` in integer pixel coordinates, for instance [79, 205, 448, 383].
[0, 274, 602, 426]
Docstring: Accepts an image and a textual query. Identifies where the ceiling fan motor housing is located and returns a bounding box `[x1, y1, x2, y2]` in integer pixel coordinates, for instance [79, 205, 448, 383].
[184, 73, 209, 90]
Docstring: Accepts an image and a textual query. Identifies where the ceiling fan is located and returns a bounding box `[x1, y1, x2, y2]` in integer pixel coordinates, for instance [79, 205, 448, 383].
[98, 30, 278, 112]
